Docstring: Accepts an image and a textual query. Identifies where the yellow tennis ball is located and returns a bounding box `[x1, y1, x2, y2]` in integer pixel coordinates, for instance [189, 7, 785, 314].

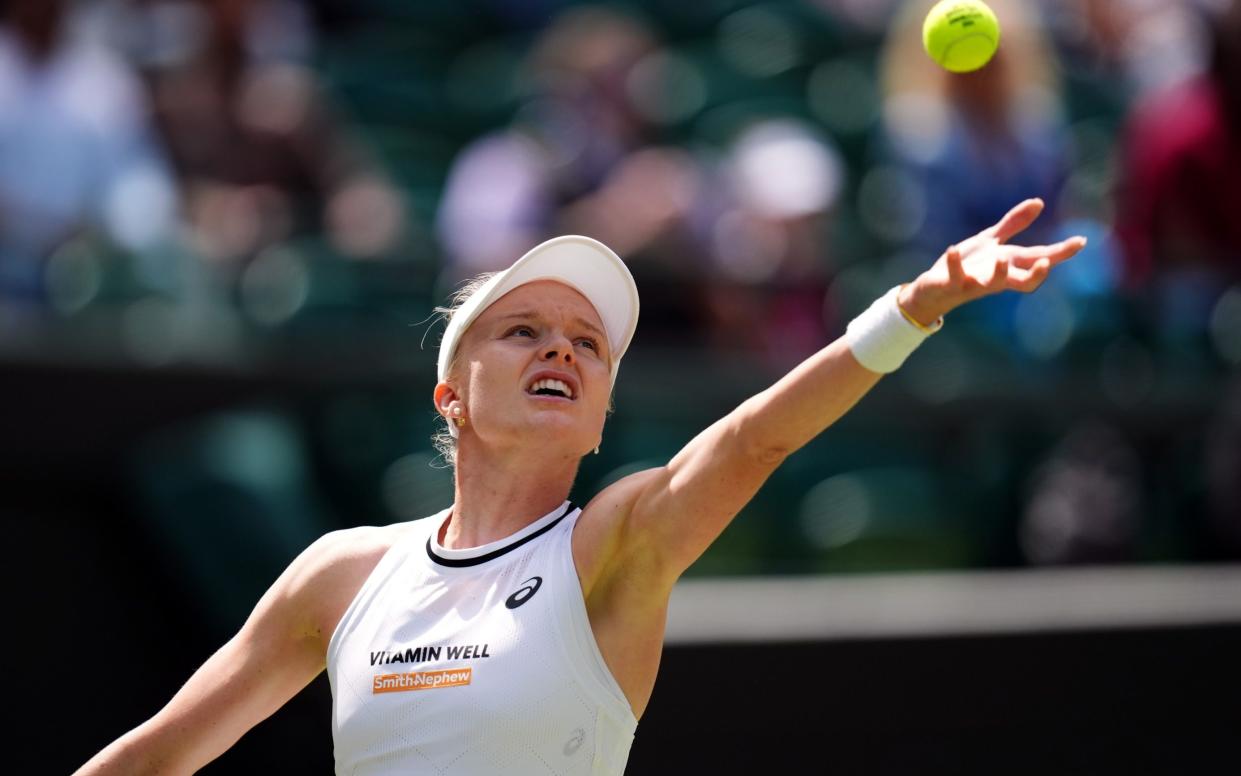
[922, 0, 1001, 73]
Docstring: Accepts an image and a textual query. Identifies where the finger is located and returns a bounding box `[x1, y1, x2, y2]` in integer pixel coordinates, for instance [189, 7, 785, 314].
[946, 244, 964, 281]
[1007, 257, 1051, 292]
[989, 198, 1044, 244]
[1008, 236, 1088, 268]
[989, 255, 1010, 289]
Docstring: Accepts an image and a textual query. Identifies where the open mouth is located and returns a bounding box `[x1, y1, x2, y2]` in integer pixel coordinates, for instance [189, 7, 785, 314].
[525, 377, 576, 400]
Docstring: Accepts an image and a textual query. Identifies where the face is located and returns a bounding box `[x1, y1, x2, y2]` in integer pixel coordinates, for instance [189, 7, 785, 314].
[437, 280, 612, 459]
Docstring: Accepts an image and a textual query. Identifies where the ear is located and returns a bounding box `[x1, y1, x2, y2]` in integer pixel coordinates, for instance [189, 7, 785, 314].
[433, 382, 463, 421]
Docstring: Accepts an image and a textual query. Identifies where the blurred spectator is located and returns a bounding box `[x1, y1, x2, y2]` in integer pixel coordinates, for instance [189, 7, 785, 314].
[437, 5, 691, 274]
[1049, 0, 1214, 98]
[879, 0, 1068, 254]
[436, 6, 711, 343]
[132, 0, 404, 267]
[875, 0, 1076, 358]
[438, 6, 843, 360]
[0, 0, 175, 304]
[700, 118, 845, 365]
[1113, 0, 1241, 338]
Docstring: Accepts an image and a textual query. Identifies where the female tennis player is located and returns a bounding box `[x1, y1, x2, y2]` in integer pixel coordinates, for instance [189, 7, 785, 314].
[78, 198, 1083, 775]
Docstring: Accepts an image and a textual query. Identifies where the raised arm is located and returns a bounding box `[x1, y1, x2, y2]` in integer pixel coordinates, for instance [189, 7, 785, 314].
[75, 528, 386, 775]
[613, 198, 1086, 582]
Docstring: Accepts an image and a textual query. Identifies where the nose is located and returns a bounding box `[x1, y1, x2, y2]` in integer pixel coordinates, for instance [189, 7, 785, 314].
[542, 333, 575, 365]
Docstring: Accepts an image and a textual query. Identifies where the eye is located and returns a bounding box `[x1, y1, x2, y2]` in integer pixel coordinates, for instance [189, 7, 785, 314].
[507, 326, 535, 338]
[576, 337, 599, 351]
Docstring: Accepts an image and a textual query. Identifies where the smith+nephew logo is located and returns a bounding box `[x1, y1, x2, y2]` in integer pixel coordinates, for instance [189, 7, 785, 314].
[505, 576, 543, 609]
[372, 668, 472, 694]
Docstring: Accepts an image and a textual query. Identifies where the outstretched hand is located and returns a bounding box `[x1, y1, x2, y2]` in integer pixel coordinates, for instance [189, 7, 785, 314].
[897, 198, 1087, 326]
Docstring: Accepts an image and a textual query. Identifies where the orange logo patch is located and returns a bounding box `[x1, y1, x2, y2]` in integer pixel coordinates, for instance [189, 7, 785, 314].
[372, 668, 473, 694]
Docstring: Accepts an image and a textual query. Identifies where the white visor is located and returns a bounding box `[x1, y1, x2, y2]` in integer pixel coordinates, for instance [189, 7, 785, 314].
[437, 236, 639, 433]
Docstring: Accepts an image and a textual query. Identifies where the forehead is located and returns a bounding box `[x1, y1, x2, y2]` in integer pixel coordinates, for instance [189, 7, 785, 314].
[473, 280, 605, 331]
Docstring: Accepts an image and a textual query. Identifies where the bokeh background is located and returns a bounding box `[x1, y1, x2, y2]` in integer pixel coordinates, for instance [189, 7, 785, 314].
[6, 0, 1238, 772]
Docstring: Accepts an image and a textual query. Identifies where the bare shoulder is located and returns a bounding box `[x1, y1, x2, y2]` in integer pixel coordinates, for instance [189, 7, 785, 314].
[574, 467, 667, 596]
[581, 467, 664, 522]
[299, 524, 411, 579]
[283, 522, 419, 651]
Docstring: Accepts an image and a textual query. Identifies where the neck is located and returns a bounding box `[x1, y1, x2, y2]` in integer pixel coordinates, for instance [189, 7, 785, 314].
[441, 435, 580, 549]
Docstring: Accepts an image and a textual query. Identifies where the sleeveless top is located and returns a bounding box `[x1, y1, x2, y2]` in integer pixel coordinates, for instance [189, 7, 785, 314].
[327, 501, 638, 775]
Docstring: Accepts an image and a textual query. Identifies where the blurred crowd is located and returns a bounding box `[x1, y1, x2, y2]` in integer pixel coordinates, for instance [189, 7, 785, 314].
[3, 0, 1238, 349]
[1, 0, 1237, 360]
[3, 0, 1240, 570]
[0, 0, 405, 330]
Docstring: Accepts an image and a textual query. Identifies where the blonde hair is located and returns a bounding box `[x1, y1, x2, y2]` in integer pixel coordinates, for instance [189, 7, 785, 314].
[431, 272, 498, 467]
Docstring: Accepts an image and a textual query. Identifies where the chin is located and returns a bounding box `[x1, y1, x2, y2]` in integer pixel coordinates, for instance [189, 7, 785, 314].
[525, 416, 596, 456]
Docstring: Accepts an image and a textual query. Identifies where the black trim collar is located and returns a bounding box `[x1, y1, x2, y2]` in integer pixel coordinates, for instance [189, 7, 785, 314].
[426, 502, 575, 568]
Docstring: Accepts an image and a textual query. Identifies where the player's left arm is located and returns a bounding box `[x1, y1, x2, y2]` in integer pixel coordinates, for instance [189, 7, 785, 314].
[613, 198, 1086, 584]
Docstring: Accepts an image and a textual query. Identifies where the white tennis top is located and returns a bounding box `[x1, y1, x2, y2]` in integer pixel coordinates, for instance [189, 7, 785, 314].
[327, 502, 638, 775]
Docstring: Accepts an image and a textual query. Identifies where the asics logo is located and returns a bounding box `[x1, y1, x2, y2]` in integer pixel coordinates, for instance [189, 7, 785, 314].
[505, 576, 543, 609]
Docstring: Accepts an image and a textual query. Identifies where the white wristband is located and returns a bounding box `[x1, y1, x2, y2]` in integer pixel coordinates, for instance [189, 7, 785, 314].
[844, 285, 943, 373]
